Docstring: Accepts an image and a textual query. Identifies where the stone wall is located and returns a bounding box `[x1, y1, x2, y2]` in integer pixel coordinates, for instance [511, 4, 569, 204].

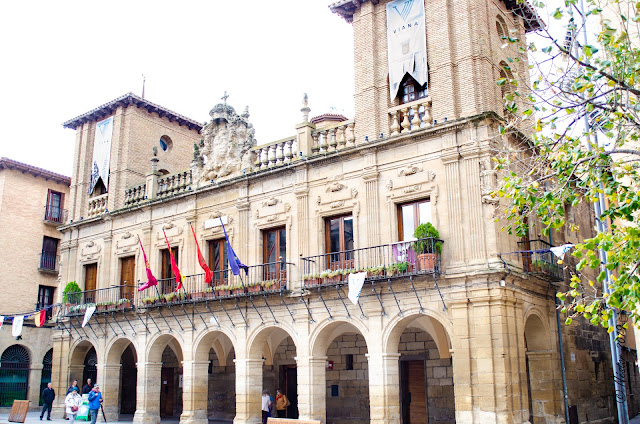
[208, 348, 235, 420]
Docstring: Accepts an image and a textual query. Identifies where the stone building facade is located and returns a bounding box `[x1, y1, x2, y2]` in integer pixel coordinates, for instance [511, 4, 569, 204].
[0, 158, 70, 409]
[49, 1, 639, 423]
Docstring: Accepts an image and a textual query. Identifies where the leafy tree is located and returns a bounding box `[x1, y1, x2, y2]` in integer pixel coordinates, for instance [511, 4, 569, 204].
[493, 0, 640, 329]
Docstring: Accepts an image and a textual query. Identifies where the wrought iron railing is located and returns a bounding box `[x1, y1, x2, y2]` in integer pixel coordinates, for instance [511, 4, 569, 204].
[39, 253, 59, 272]
[517, 239, 563, 281]
[300, 238, 443, 287]
[64, 285, 136, 316]
[43, 205, 67, 224]
[137, 261, 292, 307]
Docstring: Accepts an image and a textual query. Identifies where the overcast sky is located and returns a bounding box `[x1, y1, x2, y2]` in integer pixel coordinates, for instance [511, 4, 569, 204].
[0, 1, 355, 176]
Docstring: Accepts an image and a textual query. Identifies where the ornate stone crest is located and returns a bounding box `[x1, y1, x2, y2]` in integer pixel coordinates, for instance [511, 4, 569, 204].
[193, 101, 257, 182]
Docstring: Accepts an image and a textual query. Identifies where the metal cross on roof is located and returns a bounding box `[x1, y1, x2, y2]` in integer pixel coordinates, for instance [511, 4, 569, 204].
[221, 91, 229, 104]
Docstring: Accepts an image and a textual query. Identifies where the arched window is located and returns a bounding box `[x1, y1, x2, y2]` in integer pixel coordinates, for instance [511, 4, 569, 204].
[39, 349, 53, 405]
[159, 135, 173, 152]
[496, 15, 509, 40]
[82, 347, 98, 385]
[399, 74, 428, 104]
[499, 61, 516, 115]
[0, 345, 30, 406]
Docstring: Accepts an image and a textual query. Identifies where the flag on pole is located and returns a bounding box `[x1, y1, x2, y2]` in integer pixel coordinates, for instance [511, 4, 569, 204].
[138, 239, 158, 291]
[163, 230, 184, 291]
[219, 219, 248, 276]
[190, 223, 213, 284]
[348, 272, 367, 305]
[12, 316, 24, 337]
[82, 305, 96, 328]
[34, 310, 46, 327]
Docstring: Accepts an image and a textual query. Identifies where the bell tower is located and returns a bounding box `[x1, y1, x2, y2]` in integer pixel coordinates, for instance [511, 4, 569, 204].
[331, 0, 540, 142]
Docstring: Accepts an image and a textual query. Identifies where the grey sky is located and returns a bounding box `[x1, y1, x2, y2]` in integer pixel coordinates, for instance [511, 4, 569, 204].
[0, 1, 354, 176]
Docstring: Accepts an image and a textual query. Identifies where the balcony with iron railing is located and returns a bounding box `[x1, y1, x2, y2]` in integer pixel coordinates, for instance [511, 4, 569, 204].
[63, 285, 136, 316]
[300, 237, 443, 287]
[38, 253, 59, 274]
[498, 239, 564, 282]
[43, 205, 68, 225]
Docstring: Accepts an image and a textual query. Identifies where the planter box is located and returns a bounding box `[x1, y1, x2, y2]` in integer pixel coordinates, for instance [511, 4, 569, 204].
[247, 285, 261, 294]
[417, 253, 437, 271]
[217, 289, 231, 297]
[232, 288, 245, 296]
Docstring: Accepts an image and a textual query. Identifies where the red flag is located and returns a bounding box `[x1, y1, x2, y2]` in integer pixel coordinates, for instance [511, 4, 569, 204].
[163, 230, 184, 291]
[34, 310, 46, 327]
[190, 223, 213, 284]
[138, 239, 158, 291]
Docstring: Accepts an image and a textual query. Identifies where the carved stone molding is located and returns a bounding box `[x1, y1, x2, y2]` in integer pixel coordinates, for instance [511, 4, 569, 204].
[398, 164, 423, 177]
[81, 241, 101, 258]
[263, 198, 279, 207]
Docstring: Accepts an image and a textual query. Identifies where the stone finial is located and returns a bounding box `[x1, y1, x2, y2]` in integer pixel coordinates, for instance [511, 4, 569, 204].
[242, 106, 250, 119]
[152, 146, 158, 157]
[301, 93, 311, 123]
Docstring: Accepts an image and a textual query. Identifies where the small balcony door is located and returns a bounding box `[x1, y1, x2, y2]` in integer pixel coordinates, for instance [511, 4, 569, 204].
[120, 256, 135, 300]
[37, 285, 55, 320]
[263, 227, 286, 282]
[40, 237, 59, 271]
[397, 199, 431, 241]
[84, 263, 97, 304]
[45, 190, 64, 223]
[325, 215, 354, 270]
[208, 239, 228, 286]
[161, 248, 179, 294]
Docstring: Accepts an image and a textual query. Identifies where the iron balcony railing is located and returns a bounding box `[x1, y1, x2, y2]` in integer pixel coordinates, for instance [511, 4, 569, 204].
[64, 285, 136, 316]
[300, 237, 443, 288]
[43, 205, 68, 224]
[138, 261, 292, 307]
[39, 253, 59, 272]
[516, 239, 563, 282]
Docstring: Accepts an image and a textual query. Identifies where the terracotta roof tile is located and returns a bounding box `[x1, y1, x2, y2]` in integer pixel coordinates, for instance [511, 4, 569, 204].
[0, 157, 71, 185]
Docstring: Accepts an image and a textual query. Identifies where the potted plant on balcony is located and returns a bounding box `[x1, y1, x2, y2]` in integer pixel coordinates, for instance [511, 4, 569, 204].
[246, 281, 261, 294]
[230, 282, 245, 296]
[203, 287, 215, 299]
[319, 270, 331, 284]
[117, 298, 132, 309]
[413, 222, 442, 271]
[303, 273, 320, 286]
[63, 281, 82, 313]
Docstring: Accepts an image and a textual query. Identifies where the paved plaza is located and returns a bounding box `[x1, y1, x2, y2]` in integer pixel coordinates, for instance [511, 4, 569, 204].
[0, 412, 232, 424]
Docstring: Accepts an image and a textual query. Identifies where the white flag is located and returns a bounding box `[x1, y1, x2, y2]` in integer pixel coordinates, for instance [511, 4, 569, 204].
[88, 116, 114, 194]
[550, 244, 574, 260]
[348, 272, 367, 305]
[386, 0, 428, 99]
[0, 315, 5, 330]
[12, 316, 24, 337]
[82, 305, 96, 328]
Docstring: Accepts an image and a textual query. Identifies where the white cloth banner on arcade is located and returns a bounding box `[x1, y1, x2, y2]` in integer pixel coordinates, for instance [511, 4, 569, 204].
[12, 316, 24, 337]
[550, 244, 574, 260]
[88, 116, 114, 194]
[386, 0, 428, 99]
[348, 272, 367, 305]
[82, 305, 96, 328]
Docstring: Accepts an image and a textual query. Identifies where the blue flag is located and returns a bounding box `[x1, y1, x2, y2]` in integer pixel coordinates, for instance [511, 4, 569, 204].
[220, 219, 248, 276]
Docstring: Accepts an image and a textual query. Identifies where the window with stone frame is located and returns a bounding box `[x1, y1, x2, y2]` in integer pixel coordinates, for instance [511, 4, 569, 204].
[263, 227, 286, 282]
[325, 215, 354, 270]
[161, 247, 179, 293]
[397, 199, 432, 241]
[208, 239, 228, 286]
[399, 74, 428, 105]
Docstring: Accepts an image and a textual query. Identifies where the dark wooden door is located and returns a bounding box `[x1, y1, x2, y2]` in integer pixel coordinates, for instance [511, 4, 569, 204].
[160, 367, 174, 417]
[161, 248, 179, 294]
[401, 360, 427, 424]
[120, 256, 135, 300]
[84, 263, 97, 303]
[279, 365, 298, 419]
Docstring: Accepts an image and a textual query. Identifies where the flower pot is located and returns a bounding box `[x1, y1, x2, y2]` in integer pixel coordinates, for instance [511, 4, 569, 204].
[248, 285, 261, 293]
[305, 278, 319, 287]
[217, 289, 231, 297]
[191, 291, 204, 301]
[232, 288, 245, 296]
[417, 253, 437, 272]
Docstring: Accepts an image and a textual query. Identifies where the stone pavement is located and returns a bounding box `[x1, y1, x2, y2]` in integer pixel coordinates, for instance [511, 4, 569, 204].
[0, 412, 231, 424]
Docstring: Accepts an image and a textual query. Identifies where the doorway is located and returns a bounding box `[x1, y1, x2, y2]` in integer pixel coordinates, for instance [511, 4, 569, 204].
[120, 256, 135, 300]
[160, 367, 175, 417]
[401, 360, 427, 424]
[279, 365, 298, 418]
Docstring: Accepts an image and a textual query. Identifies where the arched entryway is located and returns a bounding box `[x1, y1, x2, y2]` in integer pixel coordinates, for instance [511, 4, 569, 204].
[190, 330, 237, 422]
[120, 345, 137, 415]
[385, 312, 454, 424]
[68, 340, 98, 393]
[39, 349, 53, 405]
[0, 345, 30, 406]
[524, 312, 554, 423]
[310, 320, 370, 423]
[82, 347, 98, 389]
[246, 326, 299, 423]
[104, 338, 138, 420]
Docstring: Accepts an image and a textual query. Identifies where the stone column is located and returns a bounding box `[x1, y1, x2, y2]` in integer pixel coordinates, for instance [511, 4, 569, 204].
[52, 334, 72, 418]
[99, 363, 122, 421]
[366, 352, 401, 424]
[180, 360, 209, 424]
[233, 358, 263, 424]
[133, 362, 162, 424]
[28, 364, 44, 409]
[296, 356, 327, 422]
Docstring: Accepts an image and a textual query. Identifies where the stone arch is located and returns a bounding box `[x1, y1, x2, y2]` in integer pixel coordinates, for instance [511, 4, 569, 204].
[105, 336, 138, 365]
[193, 328, 236, 364]
[147, 333, 184, 363]
[247, 323, 298, 361]
[309, 317, 370, 357]
[524, 310, 552, 352]
[383, 310, 452, 358]
[69, 340, 97, 367]
[103, 337, 138, 420]
[524, 309, 557, 422]
[0, 345, 31, 406]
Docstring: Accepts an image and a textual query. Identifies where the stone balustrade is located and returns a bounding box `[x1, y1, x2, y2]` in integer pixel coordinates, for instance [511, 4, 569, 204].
[87, 194, 108, 217]
[311, 120, 355, 153]
[253, 137, 298, 169]
[157, 170, 192, 198]
[388, 97, 432, 136]
[124, 183, 146, 206]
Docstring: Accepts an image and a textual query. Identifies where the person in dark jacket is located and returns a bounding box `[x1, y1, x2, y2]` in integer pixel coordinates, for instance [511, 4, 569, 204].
[82, 378, 93, 394]
[40, 382, 55, 421]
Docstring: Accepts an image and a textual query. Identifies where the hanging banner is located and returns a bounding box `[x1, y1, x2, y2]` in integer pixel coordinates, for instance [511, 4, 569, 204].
[348, 272, 367, 305]
[82, 305, 96, 328]
[386, 0, 428, 99]
[0, 315, 4, 330]
[88, 116, 114, 194]
[12, 316, 24, 337]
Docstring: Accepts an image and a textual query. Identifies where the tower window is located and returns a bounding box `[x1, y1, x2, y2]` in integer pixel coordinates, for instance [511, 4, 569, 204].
[496, 15, 509, 40]
[400, 75, 428, 104]
[159, 135, 173, 152]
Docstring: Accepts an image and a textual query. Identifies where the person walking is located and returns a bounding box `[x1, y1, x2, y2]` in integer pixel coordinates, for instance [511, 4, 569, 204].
[82, 378, 93, 394]
[261, 390, 271, 424]
[87, 385, 102, 424]
[275, 389, 289, 418]
[40, 382, 55, 421]
[65, 387, 82, 424]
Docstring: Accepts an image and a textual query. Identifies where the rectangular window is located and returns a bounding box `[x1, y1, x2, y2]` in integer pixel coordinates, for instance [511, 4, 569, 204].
[120, 256, 135, 300]
[161, 247, 179, 294]
[84, 263, 97, 303]
[207, 239, 228, 286]
[325, 215, 354, 269]
[40, 237, 59, 270]
[37, 285, 55, 320]
[263, 227, 286, 282]
[44, 190, 64, 223]
[397, 199, 432, 241]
